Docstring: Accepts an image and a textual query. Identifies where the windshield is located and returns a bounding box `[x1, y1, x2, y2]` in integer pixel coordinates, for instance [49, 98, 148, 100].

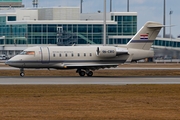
[20, 51, 35, 55]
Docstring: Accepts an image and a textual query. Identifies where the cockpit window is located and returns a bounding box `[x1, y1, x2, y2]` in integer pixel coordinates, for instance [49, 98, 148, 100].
[20, 51, 35, 55]
[20, 51, 26, 55]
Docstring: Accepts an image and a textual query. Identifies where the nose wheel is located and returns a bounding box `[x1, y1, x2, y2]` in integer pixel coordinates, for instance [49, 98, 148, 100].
[20, 68, 25, 77]
[20, 72, 25, 77]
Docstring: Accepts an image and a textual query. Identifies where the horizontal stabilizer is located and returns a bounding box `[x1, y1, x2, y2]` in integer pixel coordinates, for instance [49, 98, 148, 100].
[147, 24, 165, 28]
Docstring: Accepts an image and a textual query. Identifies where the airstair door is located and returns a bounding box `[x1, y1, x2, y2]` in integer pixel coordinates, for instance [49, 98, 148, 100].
[40, 47, 50, 63]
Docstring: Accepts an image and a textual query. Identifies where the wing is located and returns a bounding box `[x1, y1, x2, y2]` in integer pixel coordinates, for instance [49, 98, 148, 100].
[64, 63, 119, 70]
[54, 63, 119, 70]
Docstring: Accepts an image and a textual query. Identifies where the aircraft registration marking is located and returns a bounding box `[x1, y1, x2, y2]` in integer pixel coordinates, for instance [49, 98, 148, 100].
[53, 51, 74, 53]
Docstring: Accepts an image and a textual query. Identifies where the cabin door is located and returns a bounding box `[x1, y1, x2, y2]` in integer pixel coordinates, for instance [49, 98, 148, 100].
[40, 47, 50, 63]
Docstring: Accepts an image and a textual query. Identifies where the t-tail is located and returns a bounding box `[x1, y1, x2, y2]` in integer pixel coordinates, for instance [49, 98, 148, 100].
[127, 21, 163, 50]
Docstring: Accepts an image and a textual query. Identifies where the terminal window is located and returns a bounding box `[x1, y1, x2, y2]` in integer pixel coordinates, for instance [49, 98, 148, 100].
[8, 16, 16, 21]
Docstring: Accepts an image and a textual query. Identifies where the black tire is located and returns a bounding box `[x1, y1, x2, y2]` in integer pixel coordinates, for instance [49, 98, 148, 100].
[87, 71, 93, 77]
[79, 71, 85, 77]
[20, 72, 24, 77]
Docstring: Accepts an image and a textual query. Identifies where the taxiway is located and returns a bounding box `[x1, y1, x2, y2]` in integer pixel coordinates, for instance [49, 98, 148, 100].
[0, 76, 180, 85]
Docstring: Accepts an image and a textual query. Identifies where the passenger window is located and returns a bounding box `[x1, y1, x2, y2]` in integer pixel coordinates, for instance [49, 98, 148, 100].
[90, 53, 92, 56]
[59, 54, 61, 57]
[78, 53, 80, 57]
[53, 54, 55, 57]
[65, 54, 67, 57]
[84, 53, 86, 57]
[71, 53, 74, 57]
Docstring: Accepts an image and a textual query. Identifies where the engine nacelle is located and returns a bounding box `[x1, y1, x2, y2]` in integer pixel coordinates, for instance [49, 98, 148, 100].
[96, 47, 128, 58]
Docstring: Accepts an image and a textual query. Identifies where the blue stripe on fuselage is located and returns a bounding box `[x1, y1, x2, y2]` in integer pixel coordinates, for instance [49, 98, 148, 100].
[130, 40, 154, 43]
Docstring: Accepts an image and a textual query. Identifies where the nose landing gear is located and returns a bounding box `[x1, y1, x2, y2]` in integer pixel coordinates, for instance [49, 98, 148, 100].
[20, 68, 25, 77]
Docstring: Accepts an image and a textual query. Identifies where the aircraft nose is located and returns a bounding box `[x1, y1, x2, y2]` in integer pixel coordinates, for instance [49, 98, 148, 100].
[5, 59, 16, 67]
[5, 57, 24, 68]
[5, 58, 15, 66]
[5, 59, 11, 66]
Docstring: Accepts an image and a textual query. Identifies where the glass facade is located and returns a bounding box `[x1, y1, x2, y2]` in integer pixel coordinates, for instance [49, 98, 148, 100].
[7, 16, 16, 21]
[109, 15, 137, 44]
[0, 16, 6, 24]
[0, 14, 137, 46]
[153, 39, 180, 48]
[0, 16, 6, 44]
[0, 23, 27, 44]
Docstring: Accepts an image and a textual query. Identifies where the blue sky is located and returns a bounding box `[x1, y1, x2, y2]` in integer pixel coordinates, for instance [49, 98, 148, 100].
[22, 0, 180, 38]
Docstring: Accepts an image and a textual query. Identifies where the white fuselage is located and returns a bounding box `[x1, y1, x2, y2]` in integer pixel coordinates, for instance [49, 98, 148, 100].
[5, 21, 162, 77]
[6, 46, 153, 69]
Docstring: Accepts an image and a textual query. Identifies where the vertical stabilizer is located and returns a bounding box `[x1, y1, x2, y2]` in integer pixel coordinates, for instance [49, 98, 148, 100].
[127, 21, 163, 50]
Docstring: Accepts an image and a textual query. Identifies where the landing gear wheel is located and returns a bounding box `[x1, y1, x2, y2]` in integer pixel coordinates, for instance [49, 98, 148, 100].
[20, 72, 25, 77]
[87, 71, 93, 77]
[79, 71, 85, 77]
[20, 68, 24, 77]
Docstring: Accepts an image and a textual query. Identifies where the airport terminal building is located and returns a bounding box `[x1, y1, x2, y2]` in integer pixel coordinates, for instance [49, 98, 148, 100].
[0, 7, 180, 60]
[0, 7, 137, 56]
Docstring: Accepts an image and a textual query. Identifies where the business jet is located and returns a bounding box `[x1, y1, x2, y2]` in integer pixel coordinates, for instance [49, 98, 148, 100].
[5, 21, 163, 77]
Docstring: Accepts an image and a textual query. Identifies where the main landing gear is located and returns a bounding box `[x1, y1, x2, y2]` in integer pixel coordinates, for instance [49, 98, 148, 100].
[20, 68, 25, 77]
[77, 69, 93, 77]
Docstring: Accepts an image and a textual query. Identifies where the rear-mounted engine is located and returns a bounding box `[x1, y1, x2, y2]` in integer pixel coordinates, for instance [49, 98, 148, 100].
[96, 47, 128, 58]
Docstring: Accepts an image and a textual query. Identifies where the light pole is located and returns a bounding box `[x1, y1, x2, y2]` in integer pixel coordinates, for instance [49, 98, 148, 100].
[169, 10, 173, 40]
[110, 0, 112, 12]
[127, 0, 129, 12]
[103, 0, 106, 46]
[163, 0, 166, 38]
[80, 0, 83, 13]
[169, 9, 173, 61]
